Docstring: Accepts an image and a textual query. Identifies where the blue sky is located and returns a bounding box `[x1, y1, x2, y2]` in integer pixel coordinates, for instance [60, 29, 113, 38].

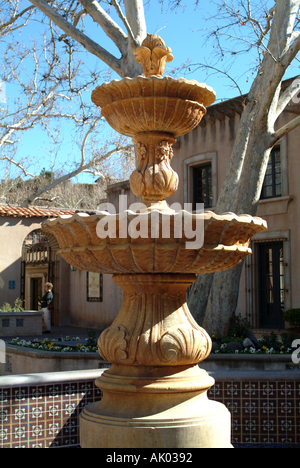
[2, 0, 299, 184]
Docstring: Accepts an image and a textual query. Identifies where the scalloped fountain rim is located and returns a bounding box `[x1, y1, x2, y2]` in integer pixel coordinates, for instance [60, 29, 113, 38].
[44, 210, 267, 248]
[43, 210, 267, 275]
[91, 75, 217, 108]
[49, 209, 267, 225]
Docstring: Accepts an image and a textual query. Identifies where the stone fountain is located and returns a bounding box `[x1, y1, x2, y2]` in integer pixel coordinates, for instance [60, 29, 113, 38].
[43, 35, 267, 448]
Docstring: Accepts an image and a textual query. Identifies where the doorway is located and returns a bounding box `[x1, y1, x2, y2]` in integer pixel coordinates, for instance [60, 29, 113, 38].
[258, 241, 285, 329]
[30, 277, 43, 311]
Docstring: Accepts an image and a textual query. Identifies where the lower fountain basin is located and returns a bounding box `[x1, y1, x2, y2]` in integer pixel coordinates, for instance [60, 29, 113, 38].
[42, 210, 267, 275]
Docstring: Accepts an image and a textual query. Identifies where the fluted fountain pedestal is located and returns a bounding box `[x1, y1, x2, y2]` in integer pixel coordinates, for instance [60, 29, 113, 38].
[80, 274, 231, 448]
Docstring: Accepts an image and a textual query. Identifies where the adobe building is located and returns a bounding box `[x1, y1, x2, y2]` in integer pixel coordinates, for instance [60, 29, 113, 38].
[0, 205, 122, 331]
[168, 84, 299, 331]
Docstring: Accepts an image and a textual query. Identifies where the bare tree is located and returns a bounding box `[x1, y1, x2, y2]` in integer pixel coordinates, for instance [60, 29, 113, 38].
[0, 0, 35, 36]
[0, 4, 134, 207]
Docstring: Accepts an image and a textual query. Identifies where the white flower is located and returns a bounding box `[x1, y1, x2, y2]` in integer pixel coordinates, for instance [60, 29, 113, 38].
[235, 350, 239, 354]
[220, 344, 227, 350]
[250, 347, 256, 354]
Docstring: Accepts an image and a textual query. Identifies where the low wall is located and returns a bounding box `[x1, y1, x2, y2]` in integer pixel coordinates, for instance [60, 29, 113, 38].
[202, 353, 294, 371]
[3, 345, 107, 375]
[0, 311, 43, 337]
[3, 345, 297, 375]
[1, 368, 300, 448]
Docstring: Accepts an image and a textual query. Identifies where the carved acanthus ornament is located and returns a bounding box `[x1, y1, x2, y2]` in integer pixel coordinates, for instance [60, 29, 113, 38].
[130, 134, 178, 203]
[97, 274, 211, 367]
[135, 142, 147, 161]
[133, 34, 174, 77]
[156, 140, 173, 162]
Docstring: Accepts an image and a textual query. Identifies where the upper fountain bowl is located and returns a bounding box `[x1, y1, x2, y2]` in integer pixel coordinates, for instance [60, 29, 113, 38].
[91, 75, 216, 138]
[92, 34, 216, 138]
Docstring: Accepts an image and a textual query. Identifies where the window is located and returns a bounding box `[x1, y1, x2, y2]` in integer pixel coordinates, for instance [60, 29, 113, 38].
[2, 319, 9, 328]
[87, 272, 103, 302]
[16, 319, 24, 327]
[257, 241, 285, 329]
[193, 164, 212, 209]
[260, 148, 281, 199]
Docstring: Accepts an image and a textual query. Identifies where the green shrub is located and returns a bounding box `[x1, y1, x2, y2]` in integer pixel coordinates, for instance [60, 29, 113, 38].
[13, 298, 24, 312]
[0, 298, 24, 313]
[0, 302, 12, 312]
[228, 314, 251, 339]
[260, 331, 281, 349]
[281, 332, 299, 349]
[284, 308, 300, 327]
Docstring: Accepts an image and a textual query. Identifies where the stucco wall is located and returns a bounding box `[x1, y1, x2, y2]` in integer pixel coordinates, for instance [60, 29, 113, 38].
[0, 217, 41, 306]
[172, 108, 300, 322]
[69, 269, 122, 329]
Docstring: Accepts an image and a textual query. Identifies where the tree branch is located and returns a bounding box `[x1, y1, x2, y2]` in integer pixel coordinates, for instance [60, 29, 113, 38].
[123, 0, 146, 45]
[276, 75, 300, 117]
[78, 0, 128, 53]
[28, 0, 123, 76]
[256, 6, 276, 46]
[0, 4, 35, 36]
[111, 0, 137, 47]
[273, 114, 300, 143]
[0, 154, 36, 178]
[23, 145, 133, 206]
[282, 32, 300, 65]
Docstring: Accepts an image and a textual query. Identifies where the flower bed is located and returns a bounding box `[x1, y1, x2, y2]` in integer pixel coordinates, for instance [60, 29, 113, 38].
[4, 335, 106, 375]
[211, 314, 299, 356]
[211, 333, 297, 355]
[8, 336, 98, 354]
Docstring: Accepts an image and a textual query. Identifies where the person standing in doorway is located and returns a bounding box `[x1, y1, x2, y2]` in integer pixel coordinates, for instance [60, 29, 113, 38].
[39, 282, 53, 334]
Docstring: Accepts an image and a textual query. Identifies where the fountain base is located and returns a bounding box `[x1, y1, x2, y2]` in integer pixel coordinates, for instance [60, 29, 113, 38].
[80, 364, 232, 448]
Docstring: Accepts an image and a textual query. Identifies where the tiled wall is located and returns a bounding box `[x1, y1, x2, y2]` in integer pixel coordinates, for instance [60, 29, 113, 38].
[1, 370, 300, 448]
[208, 380, 300, 445]
[0, 377, 102, 448]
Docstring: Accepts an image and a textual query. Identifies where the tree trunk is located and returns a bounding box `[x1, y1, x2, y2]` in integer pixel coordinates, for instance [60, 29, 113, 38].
[188, 40, 286, 336]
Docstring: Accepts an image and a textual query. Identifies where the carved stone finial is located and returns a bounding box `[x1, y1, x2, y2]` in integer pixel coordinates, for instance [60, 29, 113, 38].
[134, 34, 174, 77]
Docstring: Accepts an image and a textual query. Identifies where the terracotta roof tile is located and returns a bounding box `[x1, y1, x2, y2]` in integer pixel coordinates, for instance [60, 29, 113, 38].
[0, 205, 76, 218]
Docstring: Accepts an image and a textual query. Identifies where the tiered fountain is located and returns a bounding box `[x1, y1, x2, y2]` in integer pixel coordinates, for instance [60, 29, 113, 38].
[43, 35, 267, 448]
